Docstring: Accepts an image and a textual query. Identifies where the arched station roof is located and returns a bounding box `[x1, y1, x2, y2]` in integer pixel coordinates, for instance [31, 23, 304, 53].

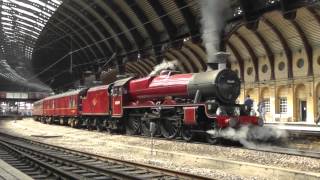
[0, 0, 318, 91]
[0, 0, 62, 91]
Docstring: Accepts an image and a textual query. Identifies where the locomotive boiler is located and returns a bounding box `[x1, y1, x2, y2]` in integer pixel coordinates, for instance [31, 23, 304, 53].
[128, 69, 240, 104]
[33, 56, 262, 143]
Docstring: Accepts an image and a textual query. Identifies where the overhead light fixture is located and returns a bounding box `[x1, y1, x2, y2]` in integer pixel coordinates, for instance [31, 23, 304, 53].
[84, 70, 92, 74]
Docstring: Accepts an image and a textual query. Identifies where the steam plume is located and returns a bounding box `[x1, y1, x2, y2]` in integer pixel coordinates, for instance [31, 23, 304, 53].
[149, 60, 178, 76]
[200, 0, 230, 62]
[207, 126, 288, 148]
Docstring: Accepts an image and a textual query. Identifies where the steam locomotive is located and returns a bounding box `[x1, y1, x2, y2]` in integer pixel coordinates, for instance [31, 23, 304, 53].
[33, 66, 263, 143]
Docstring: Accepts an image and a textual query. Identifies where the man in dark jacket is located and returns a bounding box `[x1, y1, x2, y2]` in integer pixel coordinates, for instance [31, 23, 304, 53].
[244, 95, 253, 110]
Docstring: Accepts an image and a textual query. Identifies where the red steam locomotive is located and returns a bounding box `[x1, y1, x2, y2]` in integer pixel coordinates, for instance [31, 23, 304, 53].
[33, 68, 263, 143]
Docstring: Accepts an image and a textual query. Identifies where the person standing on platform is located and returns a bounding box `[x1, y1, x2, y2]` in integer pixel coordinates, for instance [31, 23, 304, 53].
[258, 99, 266, 121]
[244, 95, 253, 111]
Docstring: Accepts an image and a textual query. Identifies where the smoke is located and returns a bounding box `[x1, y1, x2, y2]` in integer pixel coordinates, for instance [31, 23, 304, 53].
[207, 125, 288, 148]
[149, 60, 179, 76]
[200, 0, 230, 62]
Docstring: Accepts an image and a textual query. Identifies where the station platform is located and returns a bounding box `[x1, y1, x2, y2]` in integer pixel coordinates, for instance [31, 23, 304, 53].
[0, 159, 32, 180]
[265, 123, 320, 137]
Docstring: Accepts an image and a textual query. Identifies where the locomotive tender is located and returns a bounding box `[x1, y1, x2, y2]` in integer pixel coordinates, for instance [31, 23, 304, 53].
[33, 68, 262, 143]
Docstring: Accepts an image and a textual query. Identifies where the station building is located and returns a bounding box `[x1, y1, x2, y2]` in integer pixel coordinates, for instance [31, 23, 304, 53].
[228, 7, 320, 123]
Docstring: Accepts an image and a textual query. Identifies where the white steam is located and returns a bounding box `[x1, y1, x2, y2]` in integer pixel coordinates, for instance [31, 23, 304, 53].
[200, 0, 230, 62]
[149, 60, 179, 76]
[207, 126, 288, 148]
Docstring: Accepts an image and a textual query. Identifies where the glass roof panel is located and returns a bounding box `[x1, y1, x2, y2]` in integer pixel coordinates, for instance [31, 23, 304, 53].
[0, 0, 62, 90]
[17, 20, 42, 31]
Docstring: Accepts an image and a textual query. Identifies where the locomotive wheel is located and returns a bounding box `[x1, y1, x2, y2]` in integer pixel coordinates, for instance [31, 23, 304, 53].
[46, 117, 52, 124]
[125, 116, 140, 135]
[141, 120, 151, 136]
[206, 134, 219, 144]
[160, 118, 179, 139]
[181, 126, 194, 142]
[70, 118, 79, 128]
[70, 119, 76, 128]
[59, 118, 64, 125]
[86, 119, 93, 130]
[41, 118, 46, 123]
[74, 119, 80, 128]
[95, 119, 103, 132]
[206, 121, 219, 144]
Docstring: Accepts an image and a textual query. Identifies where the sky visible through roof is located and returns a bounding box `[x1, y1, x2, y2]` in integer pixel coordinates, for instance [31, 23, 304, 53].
[0, 0, 62, 91]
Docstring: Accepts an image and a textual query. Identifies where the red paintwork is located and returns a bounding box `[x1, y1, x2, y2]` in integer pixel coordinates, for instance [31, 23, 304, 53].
[82, 85, 110, 115]
[128, 73, 193, 101]
[183, 107, 197, 125]
[238, 116, 259, 125]
[215, 115, 259, 128]
[112, 95, 123, 117]
[111, 87, 124, 117]
[42, 90, 80, 117]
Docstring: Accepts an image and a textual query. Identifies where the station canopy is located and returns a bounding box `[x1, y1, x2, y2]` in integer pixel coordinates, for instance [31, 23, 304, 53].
[0, 0, 318, 92]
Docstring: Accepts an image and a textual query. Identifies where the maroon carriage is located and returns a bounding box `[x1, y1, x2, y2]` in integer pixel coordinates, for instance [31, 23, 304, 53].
[82, 85, 111, 116]
[42, 90, 83, 125]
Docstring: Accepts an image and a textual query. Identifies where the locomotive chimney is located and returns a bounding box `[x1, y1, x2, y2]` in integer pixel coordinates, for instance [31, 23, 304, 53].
[207, 52, 230, 71]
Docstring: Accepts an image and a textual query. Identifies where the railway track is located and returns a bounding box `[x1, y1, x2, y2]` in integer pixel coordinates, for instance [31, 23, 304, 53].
[0, 133, 209, 179]
[0, 130, 319, 180]
[0, 133, 211, 180]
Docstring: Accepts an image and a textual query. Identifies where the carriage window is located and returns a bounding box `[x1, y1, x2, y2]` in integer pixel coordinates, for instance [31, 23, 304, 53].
[112, 89, 115, 96]
[113, 88, 119, 96]
[69, 97, 73, 108]
[71, 97, 76, 107]
[123, 88, 127, 94]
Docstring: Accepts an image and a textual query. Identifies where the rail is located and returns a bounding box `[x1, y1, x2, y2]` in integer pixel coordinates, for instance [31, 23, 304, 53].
[0, 132, 211, 180]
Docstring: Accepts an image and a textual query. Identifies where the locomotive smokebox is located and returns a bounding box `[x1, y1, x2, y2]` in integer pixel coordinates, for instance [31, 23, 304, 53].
[207, 52, 230, 71]
[188, 68, 241, 104]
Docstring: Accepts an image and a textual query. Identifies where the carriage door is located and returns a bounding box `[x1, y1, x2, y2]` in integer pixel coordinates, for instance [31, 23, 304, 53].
[112, 87, 123, 117]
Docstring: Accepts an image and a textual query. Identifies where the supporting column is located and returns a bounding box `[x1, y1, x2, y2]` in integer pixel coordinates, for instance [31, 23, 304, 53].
[306, 80, 315, 124]
[269, 85, 276, 123]
[288, 83, 295, 122]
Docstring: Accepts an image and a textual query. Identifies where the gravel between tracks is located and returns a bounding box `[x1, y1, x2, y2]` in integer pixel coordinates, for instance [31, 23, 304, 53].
[0, 118, 319, 180]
